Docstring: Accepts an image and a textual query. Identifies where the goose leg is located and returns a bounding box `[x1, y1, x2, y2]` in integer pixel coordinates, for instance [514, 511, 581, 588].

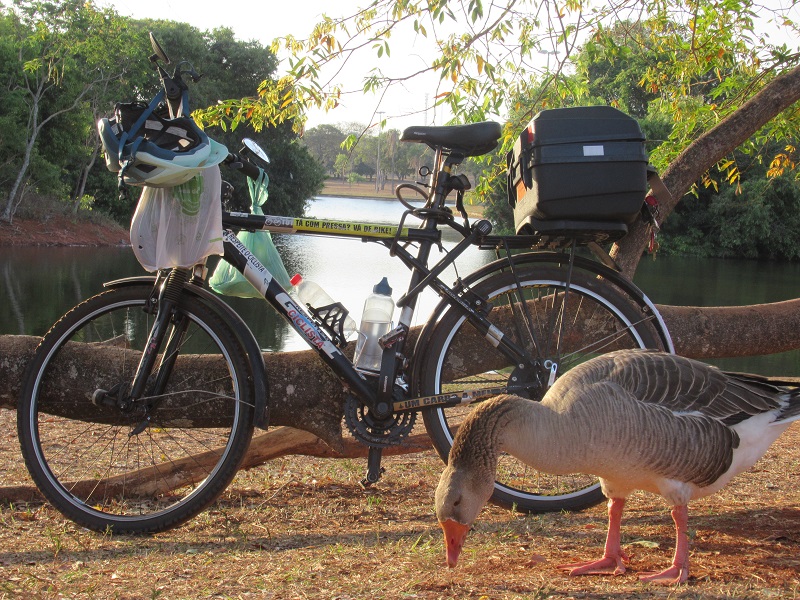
[639, 505, 690, 584]
[558, 497, 629, 576]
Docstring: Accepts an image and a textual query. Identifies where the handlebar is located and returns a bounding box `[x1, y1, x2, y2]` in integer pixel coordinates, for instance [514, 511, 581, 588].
[223, 152, 261, 180]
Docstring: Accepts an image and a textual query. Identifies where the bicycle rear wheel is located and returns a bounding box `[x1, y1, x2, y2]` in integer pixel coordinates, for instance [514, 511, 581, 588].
[18, 284, 255, 533]
[418, 264, 665, 513]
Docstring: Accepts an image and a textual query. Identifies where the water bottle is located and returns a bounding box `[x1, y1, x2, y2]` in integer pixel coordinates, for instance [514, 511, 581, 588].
[290, 274, 357, 337]
[354, 277, 395, 372]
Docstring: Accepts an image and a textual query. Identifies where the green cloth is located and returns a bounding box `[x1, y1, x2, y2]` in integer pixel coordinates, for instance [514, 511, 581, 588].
[209, 169, 292, 297]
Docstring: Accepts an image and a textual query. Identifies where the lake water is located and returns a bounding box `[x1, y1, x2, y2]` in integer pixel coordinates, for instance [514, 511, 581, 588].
[2, 195, 798, 376]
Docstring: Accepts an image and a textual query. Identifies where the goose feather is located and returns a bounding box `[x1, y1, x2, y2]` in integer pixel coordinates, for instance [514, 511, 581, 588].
[435, 349, 800, 584]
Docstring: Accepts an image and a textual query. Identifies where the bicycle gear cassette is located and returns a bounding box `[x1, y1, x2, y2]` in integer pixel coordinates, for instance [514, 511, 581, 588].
[344, 395, 415, 448]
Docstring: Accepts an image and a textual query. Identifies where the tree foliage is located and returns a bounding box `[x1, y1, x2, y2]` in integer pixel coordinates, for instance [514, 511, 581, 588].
[1, 0, 128, 220]
[0, 0, 323, 223]
[660, 174, 800, 260]
[257, 0, 800, 209]
[268, 0, 798, 149]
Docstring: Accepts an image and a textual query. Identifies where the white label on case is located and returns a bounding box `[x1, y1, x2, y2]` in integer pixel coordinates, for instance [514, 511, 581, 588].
[583, 145, 605, 156]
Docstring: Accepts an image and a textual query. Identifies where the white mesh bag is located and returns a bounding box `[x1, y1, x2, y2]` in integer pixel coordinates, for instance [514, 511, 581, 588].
[130, 165, 223, 271]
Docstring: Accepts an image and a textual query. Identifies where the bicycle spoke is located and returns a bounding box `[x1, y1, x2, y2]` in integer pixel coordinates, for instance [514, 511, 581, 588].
[19, 285, 254, 533]
[422, 265, 665, 513]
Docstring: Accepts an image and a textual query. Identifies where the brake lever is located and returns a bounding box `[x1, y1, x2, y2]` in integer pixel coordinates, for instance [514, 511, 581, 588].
[185, 68, 203, 84]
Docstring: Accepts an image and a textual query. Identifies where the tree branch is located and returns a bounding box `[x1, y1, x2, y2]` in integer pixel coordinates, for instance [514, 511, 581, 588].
[612, 61, 800, 277]
[0, 426, 435, 503]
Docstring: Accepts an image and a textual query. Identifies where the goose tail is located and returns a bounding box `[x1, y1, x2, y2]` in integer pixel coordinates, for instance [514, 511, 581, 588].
[775, 386, 800, 424]
[723, 369, 800, 425]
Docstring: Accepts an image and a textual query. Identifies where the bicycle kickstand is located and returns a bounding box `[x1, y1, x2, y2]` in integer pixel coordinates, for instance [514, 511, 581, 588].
[361, 447, 385, 488]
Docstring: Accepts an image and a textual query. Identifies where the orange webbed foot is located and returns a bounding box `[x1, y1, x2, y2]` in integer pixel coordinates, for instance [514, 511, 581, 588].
[558, 551, 629, 577]
[639, 564, 688, 585]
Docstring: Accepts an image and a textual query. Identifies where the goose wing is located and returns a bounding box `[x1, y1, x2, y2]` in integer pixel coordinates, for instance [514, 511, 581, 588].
[562, 350, 790, 426]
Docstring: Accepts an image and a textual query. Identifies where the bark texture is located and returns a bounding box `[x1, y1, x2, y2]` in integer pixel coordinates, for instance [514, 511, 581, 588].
[612, 63, 800, 277]
[657, 299, 800, 359]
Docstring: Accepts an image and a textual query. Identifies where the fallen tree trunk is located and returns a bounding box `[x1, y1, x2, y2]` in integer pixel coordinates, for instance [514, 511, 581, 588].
[3, 294, 799, 501]
[657, 299, 800, 359]
[3, 296, 800, 440]
[0, 334, 354, 449]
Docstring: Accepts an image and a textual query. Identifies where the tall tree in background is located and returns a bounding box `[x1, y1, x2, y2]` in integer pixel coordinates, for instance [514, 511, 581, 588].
[0, 0, 127, 222]
[0, 11, 28, 200]
[0, 2, 324, 223]
[299, 124, 347, 175]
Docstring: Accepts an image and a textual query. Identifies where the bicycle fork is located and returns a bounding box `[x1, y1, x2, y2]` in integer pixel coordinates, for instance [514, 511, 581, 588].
[92, 269, 191, 434]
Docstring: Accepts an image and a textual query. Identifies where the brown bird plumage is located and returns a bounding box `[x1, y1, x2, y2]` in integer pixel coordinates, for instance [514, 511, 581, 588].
[435, 349, 800, 584]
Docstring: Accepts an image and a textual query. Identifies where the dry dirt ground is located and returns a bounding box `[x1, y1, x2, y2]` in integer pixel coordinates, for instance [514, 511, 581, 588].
[0, 407, 798, 600]
[0, 216, 129, 247]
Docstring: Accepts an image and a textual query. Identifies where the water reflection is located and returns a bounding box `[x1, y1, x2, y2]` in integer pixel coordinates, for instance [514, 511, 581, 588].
[1, 196, 798, 375]
[0, 245, 142, 336]
[635, 255, 800, 308]
[634, 255, 800, 375]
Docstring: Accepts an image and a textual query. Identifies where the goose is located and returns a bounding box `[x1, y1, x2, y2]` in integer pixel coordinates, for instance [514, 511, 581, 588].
[435, 349, 800, 584]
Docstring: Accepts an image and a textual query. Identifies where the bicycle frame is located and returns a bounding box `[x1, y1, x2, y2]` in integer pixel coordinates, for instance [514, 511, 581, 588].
[217, 207, 537, 416]
[118, 34, 569, 432]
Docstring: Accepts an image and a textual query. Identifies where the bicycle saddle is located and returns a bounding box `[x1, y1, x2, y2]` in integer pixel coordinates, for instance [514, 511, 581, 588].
[400, 121, 502, 157]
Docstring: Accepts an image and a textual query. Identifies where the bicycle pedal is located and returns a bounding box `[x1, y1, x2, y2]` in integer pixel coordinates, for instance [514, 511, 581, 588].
[359, 467, 385, 489]
[378, 326, 406, 349]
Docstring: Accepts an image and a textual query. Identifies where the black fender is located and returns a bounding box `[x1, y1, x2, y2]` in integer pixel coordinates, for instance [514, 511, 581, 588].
[411, 251, 673, 391]
[103, 276, 270, 429]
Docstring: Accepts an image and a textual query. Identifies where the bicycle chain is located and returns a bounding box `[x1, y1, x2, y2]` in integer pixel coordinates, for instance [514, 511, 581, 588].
[343, 395, 416, 448]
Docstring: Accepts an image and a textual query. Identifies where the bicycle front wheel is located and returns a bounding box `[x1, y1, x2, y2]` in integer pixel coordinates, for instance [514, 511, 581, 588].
[18, 284, 255, 533]
[418, 264, 665, 513]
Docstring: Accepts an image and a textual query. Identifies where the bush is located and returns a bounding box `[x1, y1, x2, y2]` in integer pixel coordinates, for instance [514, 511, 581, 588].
[659, 176, 800, 260]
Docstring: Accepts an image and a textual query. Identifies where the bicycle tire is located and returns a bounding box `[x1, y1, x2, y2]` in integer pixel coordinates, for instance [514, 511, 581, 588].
[18, 284, 255, 533]
[418, 264, 665, 513]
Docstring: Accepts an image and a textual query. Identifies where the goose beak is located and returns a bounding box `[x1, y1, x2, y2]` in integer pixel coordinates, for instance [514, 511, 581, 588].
[440, 519, 470, 568]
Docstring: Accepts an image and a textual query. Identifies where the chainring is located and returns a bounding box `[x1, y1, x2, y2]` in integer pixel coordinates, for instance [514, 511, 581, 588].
[344, 395, 416, 448]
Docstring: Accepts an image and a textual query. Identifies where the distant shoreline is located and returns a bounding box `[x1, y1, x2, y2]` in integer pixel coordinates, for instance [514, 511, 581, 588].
[319, 179, 485, 217]
[0, 180, 482, 247]
[320, 179, 401, 200]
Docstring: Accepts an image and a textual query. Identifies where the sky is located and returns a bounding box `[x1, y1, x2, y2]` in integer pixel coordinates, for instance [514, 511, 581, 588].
[98, 0, 447, 131]
[99, 0, 800, 132]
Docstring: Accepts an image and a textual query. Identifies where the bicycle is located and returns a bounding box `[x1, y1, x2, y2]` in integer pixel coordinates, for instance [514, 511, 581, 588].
[17, 34, 673, 534]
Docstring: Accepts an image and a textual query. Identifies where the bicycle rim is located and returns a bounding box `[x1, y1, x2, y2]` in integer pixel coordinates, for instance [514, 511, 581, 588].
[18, 286, 254, 533]
[420, 266, 664, 513]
